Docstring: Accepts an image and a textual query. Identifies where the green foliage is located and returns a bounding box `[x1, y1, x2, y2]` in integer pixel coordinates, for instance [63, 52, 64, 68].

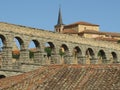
[29, 51, 34, 58]
[117, 40, 120, 44]
[59, 48, 65, 57]
[12, 52, 20, 59]
[97, 52, 102, 57]
[97, 52, 106, 59]
[44, 47, 52, 57]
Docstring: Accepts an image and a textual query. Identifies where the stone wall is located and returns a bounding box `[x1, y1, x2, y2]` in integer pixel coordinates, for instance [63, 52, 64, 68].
[0, 22, 120, 73]
[0, 22, 119, 50]
[78, 24, 99, 32]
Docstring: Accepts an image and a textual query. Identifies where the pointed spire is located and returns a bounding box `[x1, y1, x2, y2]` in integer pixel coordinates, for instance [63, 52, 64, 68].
[57, 7, 63, 25]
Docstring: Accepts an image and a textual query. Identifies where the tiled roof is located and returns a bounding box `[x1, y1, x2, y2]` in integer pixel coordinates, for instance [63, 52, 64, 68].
[79, 30, 120, 37]
[103, 32, 120, 37]
[62, 29, 78, 34]
[95, 37, 118, 42]
[0, 64, 120, 90]
[65, 21, 99, 27]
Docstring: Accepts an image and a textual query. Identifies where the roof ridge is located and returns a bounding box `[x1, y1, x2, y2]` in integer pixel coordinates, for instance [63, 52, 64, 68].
[65, 21, 99, 26]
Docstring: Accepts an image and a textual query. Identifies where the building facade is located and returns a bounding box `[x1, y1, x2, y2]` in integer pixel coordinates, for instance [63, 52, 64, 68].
[54, 8, 120, 43]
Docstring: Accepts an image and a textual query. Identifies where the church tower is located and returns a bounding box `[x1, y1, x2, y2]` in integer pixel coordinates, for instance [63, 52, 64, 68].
[54, 8, 64, 33]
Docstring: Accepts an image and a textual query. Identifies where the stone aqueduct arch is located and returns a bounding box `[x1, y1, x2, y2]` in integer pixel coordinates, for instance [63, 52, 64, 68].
[0, 22, 120, 70]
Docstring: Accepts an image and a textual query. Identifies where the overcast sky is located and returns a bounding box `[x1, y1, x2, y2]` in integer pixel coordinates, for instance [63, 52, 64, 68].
[0, 0, 120, 33]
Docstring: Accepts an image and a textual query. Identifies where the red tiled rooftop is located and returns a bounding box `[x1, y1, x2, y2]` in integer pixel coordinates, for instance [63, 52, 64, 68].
[0, 64, 120, 90]
[79, 30, 120, 37]
[65, 21, 99, 27]
[95, 37, 118, 42]
[103, 32, 120, 37]
[62, 29, 78, 34]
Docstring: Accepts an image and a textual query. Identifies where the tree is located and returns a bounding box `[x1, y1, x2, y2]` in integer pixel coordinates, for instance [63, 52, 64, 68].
[29, 51, 34, 59]
[117, 40, 120, 44]
[12, 50, 20, 59]
[44, 47, 52, 58]
[59, 47, 65, 57]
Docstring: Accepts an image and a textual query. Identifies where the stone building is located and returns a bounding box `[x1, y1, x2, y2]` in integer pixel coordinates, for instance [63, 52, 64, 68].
[55, 8, 120, 43]
[0, 8, 120, 90]
[0, 8, 120, 78]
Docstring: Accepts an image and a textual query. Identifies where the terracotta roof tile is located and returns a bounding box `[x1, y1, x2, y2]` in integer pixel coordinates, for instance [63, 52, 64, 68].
[95, 37, 118, 42]
[62, 29, 78, 34]
[79, 30, 120, 37]
[0, 65, 120, 90]
[65, 21, 99, 27]
[103, 32, 120, 37]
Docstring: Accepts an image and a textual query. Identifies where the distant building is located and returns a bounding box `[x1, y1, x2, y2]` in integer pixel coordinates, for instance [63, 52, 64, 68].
[54, 8, 120, 43]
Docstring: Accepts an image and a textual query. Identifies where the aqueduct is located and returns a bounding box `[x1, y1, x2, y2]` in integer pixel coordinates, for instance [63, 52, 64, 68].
[0, 22, 120, 76]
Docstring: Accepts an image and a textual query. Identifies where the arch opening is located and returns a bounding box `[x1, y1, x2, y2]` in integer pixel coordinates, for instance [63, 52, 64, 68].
[73, 46, 82, 57]
[28, 40, 40, 59]
[0, 34, 6, 50]
[12, 37, 24, 62]
[44, 42, 55, 58]
[111, 52, 118, 63]
[14, 37, 24, 50]
[0, 75, 6, 79]
[86, 48, 95, 59]
[59, 44, 69, 56]
[0, 35, 7, 67]
[98, 50, 107, 64]
[98, 50, 106, 59]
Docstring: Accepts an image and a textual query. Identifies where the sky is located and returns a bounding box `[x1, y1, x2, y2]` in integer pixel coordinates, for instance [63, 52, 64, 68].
[0, 0, 120, 33]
